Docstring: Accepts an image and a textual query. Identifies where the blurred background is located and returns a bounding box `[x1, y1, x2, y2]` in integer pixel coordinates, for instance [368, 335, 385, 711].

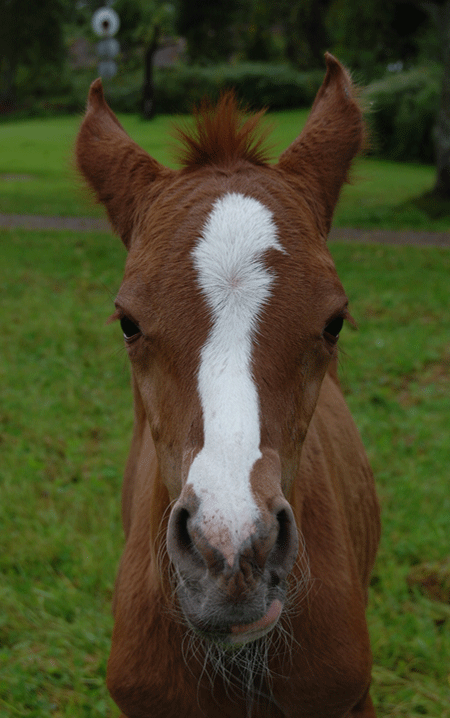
[1, 0, 450, 182]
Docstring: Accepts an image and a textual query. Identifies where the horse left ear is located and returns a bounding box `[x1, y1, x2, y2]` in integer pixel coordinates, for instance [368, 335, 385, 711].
[76, 79, 167, 248]
[277, 53, 365, 237]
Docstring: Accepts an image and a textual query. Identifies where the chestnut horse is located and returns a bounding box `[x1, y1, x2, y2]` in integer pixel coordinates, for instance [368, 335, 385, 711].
[76, 54, 380, 718]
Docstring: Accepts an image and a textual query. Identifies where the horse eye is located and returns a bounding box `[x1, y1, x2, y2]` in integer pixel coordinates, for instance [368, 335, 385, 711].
[324, 316, 344, 340]
[120, 316, 141, 341]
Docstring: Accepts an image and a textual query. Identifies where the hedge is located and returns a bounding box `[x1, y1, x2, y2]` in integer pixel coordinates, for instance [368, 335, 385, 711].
[85, 62, 325, 115]
[364, 65, 442, 163]
[152, 63, 325, 113]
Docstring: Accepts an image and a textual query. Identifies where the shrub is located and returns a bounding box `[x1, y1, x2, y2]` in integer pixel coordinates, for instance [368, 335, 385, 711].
[364, 65, 442, 163]
[151, 62, 325, 114]
[4, 61, 324, 118]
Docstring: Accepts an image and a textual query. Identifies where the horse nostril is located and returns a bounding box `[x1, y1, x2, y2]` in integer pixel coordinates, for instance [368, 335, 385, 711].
[267, 505, 299, 576]
[269, 571, 281, 588]
[174, 507, 192, 553]
[167, 501, 225, 576]
[167, 503, 196, 565]
[276, 509, 290, 549]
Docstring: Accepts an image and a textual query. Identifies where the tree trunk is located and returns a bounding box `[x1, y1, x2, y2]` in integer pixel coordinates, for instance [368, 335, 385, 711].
[0, 58, 17, 111]
[430, 0, 450, 196]
[142, 25, 160, 120]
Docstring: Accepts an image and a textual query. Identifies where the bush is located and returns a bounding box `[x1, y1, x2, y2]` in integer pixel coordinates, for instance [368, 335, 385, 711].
[152, 63, 325, 113]
[98, 63, 324, 115]
[365, 65, 442, 163]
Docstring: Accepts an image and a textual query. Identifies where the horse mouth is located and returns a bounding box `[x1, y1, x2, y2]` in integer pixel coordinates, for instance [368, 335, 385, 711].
[189, 598, 284, 647]
[229, 598, 283, 644]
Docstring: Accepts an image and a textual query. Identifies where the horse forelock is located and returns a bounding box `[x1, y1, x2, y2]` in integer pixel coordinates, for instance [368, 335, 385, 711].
[171, 91, 274, 169]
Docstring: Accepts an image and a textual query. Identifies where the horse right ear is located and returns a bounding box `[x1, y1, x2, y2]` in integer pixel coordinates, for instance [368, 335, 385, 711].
[75, 79, 167, 248]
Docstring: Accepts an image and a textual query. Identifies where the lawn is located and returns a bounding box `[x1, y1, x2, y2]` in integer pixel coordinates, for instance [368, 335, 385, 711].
[0, 106, 449, 717]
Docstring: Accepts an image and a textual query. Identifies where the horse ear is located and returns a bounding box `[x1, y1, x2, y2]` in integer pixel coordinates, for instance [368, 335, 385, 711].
[75, 79, 166, 248]
[277, 53, 365, 237]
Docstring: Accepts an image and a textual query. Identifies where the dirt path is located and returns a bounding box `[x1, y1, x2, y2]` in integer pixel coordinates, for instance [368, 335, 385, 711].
[0, 213, 109, 233]
[1, 213, 450, 247]
[329, 226, 450, 248]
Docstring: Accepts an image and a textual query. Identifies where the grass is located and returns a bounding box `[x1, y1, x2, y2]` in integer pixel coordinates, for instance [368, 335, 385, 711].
[1, 108, 449, 230]
[0, 229, 127, 717]
[332, 242, 450, 716]
[1, 108, 449, 716]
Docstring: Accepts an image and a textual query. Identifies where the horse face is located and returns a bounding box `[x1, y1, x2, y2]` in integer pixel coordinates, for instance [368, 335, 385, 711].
[76, 55, 363, 645]
[114, 182, 349, 643]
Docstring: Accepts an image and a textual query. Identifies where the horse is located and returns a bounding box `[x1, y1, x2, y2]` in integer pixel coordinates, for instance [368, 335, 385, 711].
[75, 53, 380, 718]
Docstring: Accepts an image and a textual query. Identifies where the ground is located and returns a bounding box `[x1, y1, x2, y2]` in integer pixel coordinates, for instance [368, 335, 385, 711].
[1, 213, 449, 247]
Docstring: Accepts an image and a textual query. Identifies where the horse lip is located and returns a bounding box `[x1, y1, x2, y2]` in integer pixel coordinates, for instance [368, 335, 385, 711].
[187, 598, 284, 646]
[229, 598, 283, 644]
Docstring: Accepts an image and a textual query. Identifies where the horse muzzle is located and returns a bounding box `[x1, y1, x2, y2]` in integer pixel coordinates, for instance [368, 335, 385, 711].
[166, 494, 299, 645]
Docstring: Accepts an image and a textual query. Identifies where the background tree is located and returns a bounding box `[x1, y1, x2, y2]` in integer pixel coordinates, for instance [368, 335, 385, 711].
[0, 0, 70, 108]
[244, 0, 281, 62]
[284, 0, 332, 69]
[326, 0, 430, 80]
[418, 0, 450, 196]
[109, 0, 175, 50]
[176, 0, 241, 63]
[142, 23, 160, 119]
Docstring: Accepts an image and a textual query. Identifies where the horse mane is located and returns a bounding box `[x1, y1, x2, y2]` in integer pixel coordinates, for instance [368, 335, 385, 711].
[172, 91, 274, 169]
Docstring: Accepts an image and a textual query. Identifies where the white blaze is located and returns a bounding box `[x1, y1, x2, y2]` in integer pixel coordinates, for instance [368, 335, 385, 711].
[188, 192, 283, 558]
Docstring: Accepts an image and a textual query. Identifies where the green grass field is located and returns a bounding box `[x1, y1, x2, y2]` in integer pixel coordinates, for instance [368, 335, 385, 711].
[1, 108, 450, 717]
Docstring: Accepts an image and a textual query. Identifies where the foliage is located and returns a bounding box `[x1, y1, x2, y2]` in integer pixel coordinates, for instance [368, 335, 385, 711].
[108, 0, 177, 50]
[283, 0, 332, 69]
[152, 62, 324, 113]
[173, 0, 439, 73]
[242, 0, 284, 62]
[1, 227, 450, 716]
[177, 0, 242, 63]
[327, 0, 434, 82]
[0, 0, 71, 106]
[365, 65, 441, 163]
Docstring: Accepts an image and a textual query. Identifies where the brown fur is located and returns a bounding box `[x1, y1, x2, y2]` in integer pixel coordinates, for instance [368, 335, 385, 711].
[76, 54, 380, 717]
